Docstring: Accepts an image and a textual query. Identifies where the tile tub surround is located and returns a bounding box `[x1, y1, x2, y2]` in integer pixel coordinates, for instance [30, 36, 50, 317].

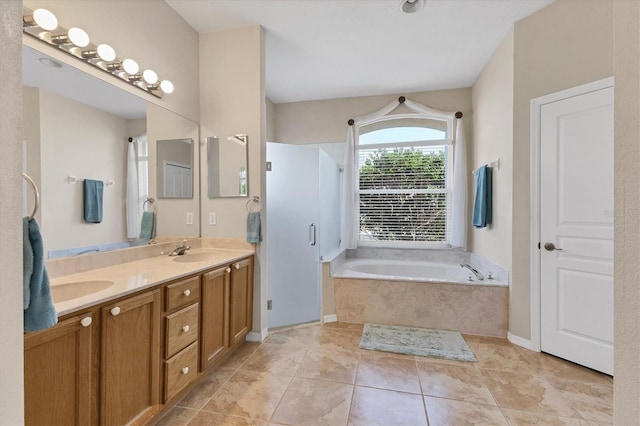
[334, 278, 508, 337]
[155, 322, 613, 426]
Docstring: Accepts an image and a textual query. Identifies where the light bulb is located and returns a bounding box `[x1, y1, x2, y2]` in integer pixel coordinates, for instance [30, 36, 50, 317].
[68, 27, 89, 47]
[32, 9, 58, 31]
[122, 59, 139, 75]
[143, 70, 158, 84]
[160, 80, 174, 94]
[97, 44, 116, 61]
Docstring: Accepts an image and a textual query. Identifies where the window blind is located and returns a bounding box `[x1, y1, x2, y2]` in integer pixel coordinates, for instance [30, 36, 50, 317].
[357, 145, 450, 245]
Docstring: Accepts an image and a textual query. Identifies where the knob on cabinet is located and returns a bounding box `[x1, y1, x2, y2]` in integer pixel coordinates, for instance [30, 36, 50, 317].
[183, 289, 191, 296]
[80, 317, 92, 327]
[110, 307, 121, 316]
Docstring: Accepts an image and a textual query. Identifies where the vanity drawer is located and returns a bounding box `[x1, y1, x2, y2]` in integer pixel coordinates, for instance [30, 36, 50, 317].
[165, 276, 200, 312]
[164, 341, 198, 402]
[165, 303, 199, 358]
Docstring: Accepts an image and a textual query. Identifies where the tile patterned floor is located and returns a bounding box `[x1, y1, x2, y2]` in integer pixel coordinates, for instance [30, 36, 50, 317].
[156, 322, 613, 426]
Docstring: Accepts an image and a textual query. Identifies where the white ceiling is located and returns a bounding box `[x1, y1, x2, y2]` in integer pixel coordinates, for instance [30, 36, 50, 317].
[167, 0, 554, 103]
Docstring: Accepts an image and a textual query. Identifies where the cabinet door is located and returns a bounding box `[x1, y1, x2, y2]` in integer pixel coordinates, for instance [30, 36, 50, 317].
[24, 313, 94, 426]
[201, 266, 230, 370]
[101, 290, 161, 426]
[230, 258, 253, 346]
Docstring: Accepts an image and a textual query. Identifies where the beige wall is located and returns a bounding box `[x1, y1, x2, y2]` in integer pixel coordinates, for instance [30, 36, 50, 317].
[274, 88, 472, 145]
[613, 0, 640, 422]
[147, 103, 200, 238]
[23, 0, 199, 122]
[0, 1, 24, 423]
[199, 26, 268, 335]
[510, 0, 614, 339]
[266, 98, 277, 142]
[470, 30, 514, 281]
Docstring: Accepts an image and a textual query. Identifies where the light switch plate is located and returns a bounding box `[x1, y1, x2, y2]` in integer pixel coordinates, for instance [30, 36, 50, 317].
[186, 212, 193, 225]
[209, 212, 217, 225]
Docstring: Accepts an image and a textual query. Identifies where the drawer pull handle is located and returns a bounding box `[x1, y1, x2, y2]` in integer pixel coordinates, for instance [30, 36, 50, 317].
[181, 367, 189, 375]
[80, 317, 92, 327]
[226, 267, 231, 273]
[182, 325, 190, 333]
[183, 289, 191, 297]
[235, 264, 240, 270]
[110, 307, 121, 316]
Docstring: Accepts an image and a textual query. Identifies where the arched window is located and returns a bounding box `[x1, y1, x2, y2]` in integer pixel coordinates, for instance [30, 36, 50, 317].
[356, 116, 453, 247]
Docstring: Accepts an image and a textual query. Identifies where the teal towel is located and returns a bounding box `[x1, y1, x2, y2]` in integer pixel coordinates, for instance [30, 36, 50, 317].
[83, 179, 104, 223]
[246, 212, 262, 243]
[140, 211, 156, 240]
[24, 217, 58, 332]
[23, 217, 33, 310]
[472, 166, 493, 228]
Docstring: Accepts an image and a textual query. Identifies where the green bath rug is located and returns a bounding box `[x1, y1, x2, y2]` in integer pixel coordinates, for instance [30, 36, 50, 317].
[359, 323, 477, 362]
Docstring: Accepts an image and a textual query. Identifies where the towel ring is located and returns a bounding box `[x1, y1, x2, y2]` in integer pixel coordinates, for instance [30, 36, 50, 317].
[143, 197, 156, 212]
[22, 173, 40, 220]
[246, 196, 261, 213]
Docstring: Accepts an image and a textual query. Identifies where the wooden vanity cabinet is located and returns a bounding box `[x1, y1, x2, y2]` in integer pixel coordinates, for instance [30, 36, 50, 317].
[100, 289, 161, 426]
[24, 312, 96, 426]
[201, 257, 254, 370]
[201, 265, 231, 370]
[229, 258, 254, 346]
[162, 276, 200, 402]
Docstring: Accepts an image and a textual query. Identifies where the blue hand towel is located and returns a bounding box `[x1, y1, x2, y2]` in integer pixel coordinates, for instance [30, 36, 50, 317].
[23, 217, 33, 310]
[83, 179, 104, 223]
[24, 217, 58, 332]
[140, 211, 156, 240]
[246, 211, 262, 243]
[472, 165, 493, 228]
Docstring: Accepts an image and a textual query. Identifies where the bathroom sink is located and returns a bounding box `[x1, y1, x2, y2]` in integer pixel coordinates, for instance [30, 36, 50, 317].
[171, 252, 216, 263]
[50, 280, 114, 303]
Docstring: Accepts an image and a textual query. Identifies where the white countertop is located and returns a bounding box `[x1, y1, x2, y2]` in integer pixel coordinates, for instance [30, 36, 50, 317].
[50, 248, 254, 317]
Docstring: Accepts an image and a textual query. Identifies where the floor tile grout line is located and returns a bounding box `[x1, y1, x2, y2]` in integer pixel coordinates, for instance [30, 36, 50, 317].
[415, 356, 431, 425]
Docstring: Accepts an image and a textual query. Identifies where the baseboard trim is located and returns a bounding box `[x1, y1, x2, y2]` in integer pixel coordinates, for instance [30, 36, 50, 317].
[323, 314, 338, 323]
[246, 328, 268, 343]
[507, 332, 534, 351]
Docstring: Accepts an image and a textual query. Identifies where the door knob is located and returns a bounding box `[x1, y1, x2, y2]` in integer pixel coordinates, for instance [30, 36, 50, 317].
[544, 242, 563, 251]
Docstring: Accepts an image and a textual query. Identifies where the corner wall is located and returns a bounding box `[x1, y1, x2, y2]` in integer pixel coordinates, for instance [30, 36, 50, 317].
[470, 30, 514, 283]
[511, 0, 613, 339]
[199, 26, 268, 335]
[0, 1, 24, 423]
[613, 0, 640, 422]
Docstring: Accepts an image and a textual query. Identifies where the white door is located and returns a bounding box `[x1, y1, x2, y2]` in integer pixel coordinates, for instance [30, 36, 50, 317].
[266, 143, 321, 328]
[163, 161, 192, 198]
[540, 84, 614, 375]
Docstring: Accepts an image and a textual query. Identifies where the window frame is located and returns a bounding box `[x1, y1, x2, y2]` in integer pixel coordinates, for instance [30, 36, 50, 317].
[354, 114, 454, 249]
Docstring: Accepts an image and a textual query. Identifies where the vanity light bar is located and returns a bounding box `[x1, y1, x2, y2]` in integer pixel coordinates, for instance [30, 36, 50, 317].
[22, 7, 173, 99]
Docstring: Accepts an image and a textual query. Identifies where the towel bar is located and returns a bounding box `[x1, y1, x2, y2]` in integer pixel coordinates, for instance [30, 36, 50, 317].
[22, 173, 39, 220]
[472, 158, 500, 174]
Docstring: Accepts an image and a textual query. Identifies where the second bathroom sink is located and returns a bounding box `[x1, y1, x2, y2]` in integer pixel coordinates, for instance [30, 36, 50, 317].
[50, 280, 114, 303]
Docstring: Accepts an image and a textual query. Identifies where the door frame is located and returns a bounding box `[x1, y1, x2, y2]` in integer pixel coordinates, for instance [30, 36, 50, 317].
[529, 76, 614, 352]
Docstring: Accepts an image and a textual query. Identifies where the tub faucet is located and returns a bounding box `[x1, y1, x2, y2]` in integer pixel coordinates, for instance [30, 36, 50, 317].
[169, 240, 191, 256]
[460, 263, 484, 280]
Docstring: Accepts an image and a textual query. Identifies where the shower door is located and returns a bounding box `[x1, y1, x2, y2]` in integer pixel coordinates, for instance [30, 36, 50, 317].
[266, 143, 321, 328]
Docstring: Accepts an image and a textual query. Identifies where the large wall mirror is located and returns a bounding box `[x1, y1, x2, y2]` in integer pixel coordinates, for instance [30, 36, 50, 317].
[207, 135, 249, 198]
[22, 45, 200, 258]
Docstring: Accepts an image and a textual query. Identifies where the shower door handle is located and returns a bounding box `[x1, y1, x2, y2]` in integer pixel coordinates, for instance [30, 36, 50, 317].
[309, 223, 317, 246]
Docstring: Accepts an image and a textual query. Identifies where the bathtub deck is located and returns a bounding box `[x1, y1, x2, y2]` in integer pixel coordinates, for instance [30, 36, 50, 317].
[334, 277, 508, 338]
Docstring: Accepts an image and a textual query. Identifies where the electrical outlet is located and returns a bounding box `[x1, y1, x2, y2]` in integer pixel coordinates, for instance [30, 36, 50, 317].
[209, 212, 217, 225]
[186, 212, 193, 225]
[267, 300, 272, 310]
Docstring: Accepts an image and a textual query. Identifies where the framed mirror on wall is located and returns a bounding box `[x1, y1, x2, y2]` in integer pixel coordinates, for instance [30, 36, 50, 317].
[22, 44, 200, 258]
[207, 135, 249, 198]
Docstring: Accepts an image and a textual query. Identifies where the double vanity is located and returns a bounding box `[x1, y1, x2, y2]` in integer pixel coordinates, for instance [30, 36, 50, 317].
[24, 243, 254, 425]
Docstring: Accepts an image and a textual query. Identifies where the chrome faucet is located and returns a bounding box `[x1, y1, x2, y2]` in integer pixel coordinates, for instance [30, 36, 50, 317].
[169, 240, 191, 256]
[460, 263, 484, 280]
